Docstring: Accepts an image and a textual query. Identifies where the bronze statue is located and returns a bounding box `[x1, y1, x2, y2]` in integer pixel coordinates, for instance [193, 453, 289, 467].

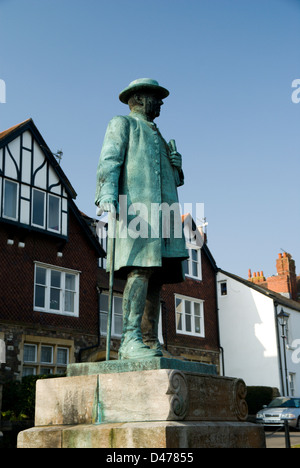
[95, 78, 188, 360]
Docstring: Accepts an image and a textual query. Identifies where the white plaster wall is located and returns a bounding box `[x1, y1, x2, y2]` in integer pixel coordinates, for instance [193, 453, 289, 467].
[217, 271, 281, 388]
[280, 305, 300, 395]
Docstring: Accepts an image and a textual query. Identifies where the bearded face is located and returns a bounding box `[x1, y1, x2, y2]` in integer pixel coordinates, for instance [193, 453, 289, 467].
[143, 94, 164, 120]
[128, 93, 164, 121]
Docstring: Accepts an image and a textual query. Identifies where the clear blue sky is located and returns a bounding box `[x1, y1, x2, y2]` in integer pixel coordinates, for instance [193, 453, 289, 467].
[0, 0, 299, 279]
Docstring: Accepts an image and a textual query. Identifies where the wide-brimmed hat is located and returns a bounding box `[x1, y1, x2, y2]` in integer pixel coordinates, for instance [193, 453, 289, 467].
[119, 78, 169, 104]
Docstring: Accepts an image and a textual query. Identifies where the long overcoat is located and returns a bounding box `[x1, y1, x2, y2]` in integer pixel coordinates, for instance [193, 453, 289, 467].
[95, 112, 188, 283]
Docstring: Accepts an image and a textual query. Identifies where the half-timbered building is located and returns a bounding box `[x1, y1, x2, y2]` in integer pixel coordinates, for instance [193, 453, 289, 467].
[0, 119, 104, 381]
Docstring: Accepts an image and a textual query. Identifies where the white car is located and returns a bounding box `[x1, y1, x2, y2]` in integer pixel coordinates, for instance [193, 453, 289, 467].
[256, 397, 300, 429]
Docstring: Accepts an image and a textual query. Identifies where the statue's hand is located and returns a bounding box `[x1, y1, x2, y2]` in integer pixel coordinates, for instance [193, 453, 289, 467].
[96, 199, 117, 216]
[169, 151, 182, 170]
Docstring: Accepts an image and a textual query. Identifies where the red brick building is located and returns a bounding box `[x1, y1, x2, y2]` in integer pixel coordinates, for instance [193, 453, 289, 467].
[0, 119, 104, 382]
[248, 252, 299, 302]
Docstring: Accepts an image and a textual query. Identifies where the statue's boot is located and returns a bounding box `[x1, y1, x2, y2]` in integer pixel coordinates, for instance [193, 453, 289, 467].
[141, 279, 163, 356]
[118, 269, 162, 360]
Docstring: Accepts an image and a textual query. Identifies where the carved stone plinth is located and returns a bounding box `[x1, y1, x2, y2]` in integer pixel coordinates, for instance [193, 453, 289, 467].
[17, 359, 266, 448]
[33, 370, 248, 426]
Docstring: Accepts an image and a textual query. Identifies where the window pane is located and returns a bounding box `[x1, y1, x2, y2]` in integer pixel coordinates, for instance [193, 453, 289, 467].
[194, 302, 200, 316]
[24, 344, 37, 362]
[65, 291, 75, 312]
[4, 180, 17, 219]
[176, 297, 183, 312]
[100, 295, 108, 311]
[100, 312, 108, 334]
[41, 346, 53, 363]
[221, 282, 227, 296]
[114, 297, 123, 315]
[176, 298, 183, 330]
[57, 348, 68, 365]
[114, 314, 123, 335]
[192, 261, 198, 277]
[185, 300, 191, 316]
[35, 285, 46, 308]
[191, 249, 198, 262]
[40, 367, 52, 375]
[194, 316, 201, 334]
[185, 301, 191, 331]
[65, 274, 75, 291]
[176, 313, 182, 330]
[32, 190, 45, 226]
[48, 195, 60, 231]
[50, 288, 60, 310]
[23, 367, 36, 376]
[36, 267, 46, 285]
[183, 259, 188, 275]
[51, 270, 61, 288]
[186, 314, 192, 332]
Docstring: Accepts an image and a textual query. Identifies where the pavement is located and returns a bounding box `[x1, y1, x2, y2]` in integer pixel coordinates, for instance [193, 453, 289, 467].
[265, 429, 300, 448]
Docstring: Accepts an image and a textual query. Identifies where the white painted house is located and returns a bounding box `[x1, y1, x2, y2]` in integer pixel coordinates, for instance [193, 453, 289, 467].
[217, 269, 300, 396]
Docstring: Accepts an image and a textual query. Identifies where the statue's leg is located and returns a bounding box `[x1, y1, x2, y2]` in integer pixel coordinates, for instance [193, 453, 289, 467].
[141, 275, 163, 355]
[119, 268, 162, 360]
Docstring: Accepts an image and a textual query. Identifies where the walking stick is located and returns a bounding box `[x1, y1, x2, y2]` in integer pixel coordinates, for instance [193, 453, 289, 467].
[106, 207, 117, 361]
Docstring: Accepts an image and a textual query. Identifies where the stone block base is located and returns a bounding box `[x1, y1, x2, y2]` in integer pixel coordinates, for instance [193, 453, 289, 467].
[33, 370, 249, 426]
[18, 421, 266, 449]
[17, 360, 266, 448]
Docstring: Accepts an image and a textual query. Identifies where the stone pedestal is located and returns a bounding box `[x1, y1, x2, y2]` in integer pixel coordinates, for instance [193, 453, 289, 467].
[17, 358, 266, 448]
[18, 421, 265, 449]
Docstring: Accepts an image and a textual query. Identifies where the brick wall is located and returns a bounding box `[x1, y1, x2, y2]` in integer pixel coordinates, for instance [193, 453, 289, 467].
[249, 252, 298, 301]
[0, 211, 99, 332]
[161, 249, 220, 365]
[0, 209, 100, 380]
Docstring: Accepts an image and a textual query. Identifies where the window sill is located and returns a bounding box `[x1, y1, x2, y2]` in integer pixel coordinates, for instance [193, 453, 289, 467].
[176, 330, 205, 339]
[185, 274, 203, 282]
[34, 308, 79, 318]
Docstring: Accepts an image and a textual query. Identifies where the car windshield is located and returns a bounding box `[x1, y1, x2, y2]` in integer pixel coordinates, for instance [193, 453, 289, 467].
[268, 398, 300, 409]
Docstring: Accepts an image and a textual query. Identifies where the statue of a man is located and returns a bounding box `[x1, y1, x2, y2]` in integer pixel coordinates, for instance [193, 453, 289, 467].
[95, 78, 188, 360]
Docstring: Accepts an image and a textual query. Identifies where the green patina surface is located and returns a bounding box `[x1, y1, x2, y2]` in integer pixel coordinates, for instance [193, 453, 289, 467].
[67, 357, 217, 377]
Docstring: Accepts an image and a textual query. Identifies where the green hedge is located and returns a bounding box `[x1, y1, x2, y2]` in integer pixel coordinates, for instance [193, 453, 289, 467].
[1, 374, 64, 421]
[246, 386, 277, 415]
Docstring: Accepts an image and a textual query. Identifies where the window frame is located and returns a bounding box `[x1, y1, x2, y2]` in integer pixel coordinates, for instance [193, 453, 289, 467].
[22, 338, 73, 377]
[183, 244, 202, 280]
[34, 262, 80, 317]
[32, 188, 46, 228]
[48, 193, 61, 232]
[220, 281, 228, 296]
[100, 293, 123, 338]
[175, 294, 205, 338]
[23, 343, 38, 364]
